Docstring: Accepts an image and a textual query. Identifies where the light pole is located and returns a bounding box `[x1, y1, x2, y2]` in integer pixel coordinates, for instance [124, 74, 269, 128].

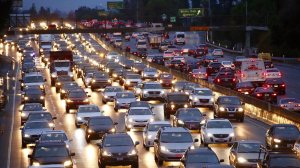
[208, 0, 213, 42]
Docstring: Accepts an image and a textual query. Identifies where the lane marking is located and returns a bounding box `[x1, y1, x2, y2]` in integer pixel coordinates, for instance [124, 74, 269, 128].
[7, 61, 19, 168]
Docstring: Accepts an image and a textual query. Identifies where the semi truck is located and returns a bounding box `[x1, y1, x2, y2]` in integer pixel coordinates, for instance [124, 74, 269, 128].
[148, 34, 163, 49]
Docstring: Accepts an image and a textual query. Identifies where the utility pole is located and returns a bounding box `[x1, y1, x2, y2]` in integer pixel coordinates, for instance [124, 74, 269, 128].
[208, 0, 213, 42]
[245, 0, 248, 26]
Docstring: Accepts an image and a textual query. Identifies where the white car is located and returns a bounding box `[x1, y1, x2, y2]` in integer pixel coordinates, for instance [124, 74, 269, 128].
[114, 92, 136, 111]
[39, 130, 72, 149]
[142, 68, 159, 80]
[221, 61, 235, 69]
[212, 49, 224, 57]
[136, 39, 147, 50]
[106, 51, 119, 60]
[189, 88, 214, 108]
[125, 107, 155, 131]
[75, 104, 103, 127]
[113, 38, 122, 48]
[139, 82, 165, 101]
[102, 86, 123, 104]
[21, 72, 46, 92]
[265, 68, 282, 79]
[278, 98, 300, 111]
[201, 119, 235, 146]
[143, 121, 171, 150]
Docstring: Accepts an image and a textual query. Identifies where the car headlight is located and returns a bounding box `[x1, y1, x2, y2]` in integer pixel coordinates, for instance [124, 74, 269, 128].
[171, 104, 175, 108]
[178, 120, 184, 124]
[107, 79, 111, 83]
[88, 129, 94, 133]
[110, 128, 116, 133]
[149, 118, 154, 122]
[77, 117, 82, 121]
[229, 133, 235, 137]
[207, 133, 213, 137]
[126, 81, 131, 85]
[49, 123, 55, 127]
[200, 120, 205, 125]
[147, 135, 152, 139]
[210, 97, 214, 102]
[219, 107, 225, 111]
[102, 150, 112, 156]
[190, 145, 195, 150]
[238, 157, 247, 163]
[57, 82, 61, 86]
[129, 118, 133, 122]
[51, 74, 57, 78]
[40, 96, 44, 99]
[32, 161, 40, 166]
[24, 134, 30, 138]
[194, 97, 198, 101]
[21, 113, 26, 117]
[39, 85, 44, 89]
[143, 91, 148, 94]
[172, 80, 176, 84]
[113, 74, 117, 77]
[160, 146, 168, 152]
[184, 104, 188, 108]
[69, 74, 74, 77]
[61, 89, 66, 93]
[159, 80, 163, 83]
[127, 149, 137, 156]
[64, 160, 72, 167]
[174, 88, 178, 92]
[24, 97, 29, 100]
[274, 138, 281, 143]
[67, 99, 72, 103]
[84, 98, 89, 102]
[161, 90, 165, 94]
[92, 79, 96, 83]
[21, 83, 24, 86]
[104, 95, 108, 98]
[238, 107, 244, 112]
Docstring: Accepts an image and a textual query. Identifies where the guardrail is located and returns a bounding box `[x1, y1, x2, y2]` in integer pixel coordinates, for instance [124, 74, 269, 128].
[91, 33, 300, 128]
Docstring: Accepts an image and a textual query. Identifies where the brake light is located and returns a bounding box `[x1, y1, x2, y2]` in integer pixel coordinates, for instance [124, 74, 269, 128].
[233, 78, 236, 82]
[281, 104, 287, 107]
[241, 73, 245, 78]
[217, 78, 220, 83]
[205, 73, 208, 77]
[281, 84, 285, 87]
[256, 93, 262, 97]
[267, 84, 271, 88]
[193, 74, 196, 77]
[279, 72, 282, 77]
[272, 93, 277, 96]
[238, 89, 242, 91]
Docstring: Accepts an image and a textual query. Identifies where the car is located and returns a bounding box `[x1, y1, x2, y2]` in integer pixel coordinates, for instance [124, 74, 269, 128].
[169, 59, 184, 70]
[189, 88, 214, 108]
[264, 60, 274, 69]
[125, 107, 155, 131]
[164, 92, 190, 119]
[39, 130, 72, 149]
[153, 127, 198, 166]
[90, 72, 112, 91]
[106, 51, 119, 61]
[151, 55, 164, 65]
[206, 62, 223, 78]
[229, 140, 263, 168]
[193, 48, 206, 58]
[213, 96, 245, 122]
[159, 42, 168, 52]
[21, 87, 45, 106]
[142, 121, 171, 150]
[101, 86, 123, 104]
[235, 81, 255, 95]
[251, 87, 277, 103]
[179, 147, 224, 168]
[201, 119, 235, 146]
[265, 68, 282, 79]
[97, 133, 139, 168]
[212, 49, 224, 57]
[55, 75, 73, 92]
[213, 71, 237, 89]
[173, 81, 189, 92]
[21, 121, 54, 148]
[65, 88, 90, 113]
[20, 72, 46, 92]
[200, 56, 218, 67]
[142, 68, 159, 80]
[163, 51, 174, 59]
[111, 68, 125, 81]
[121, 73, 142, 90]
[60, 82, 80, 99]
[263, 78, 286, 95]
[221, 61, 235, 69]
[138, 82, 165, 101]
[75, 104, 103, 128]
[265, 124, 300, 150]
[114, 92, 136, 111]
[189, 68, 207, 79]
[159, 73, 175, 88]
[182, 82, 200, 95]
[278, 98, 300, 111]
[28, 141, 75, 167]
[85, 116, 117, 142]
[172, 108, 206, 131]
[20, 103, 46, 125]
[257, 151, 300, 168]
[27, 112, 56, 128]
[132, 62, 147, 75]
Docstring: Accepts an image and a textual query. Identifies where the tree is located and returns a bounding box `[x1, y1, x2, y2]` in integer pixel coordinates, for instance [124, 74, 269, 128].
[29, 3, 37, 18]
[0, 0, 12, 33]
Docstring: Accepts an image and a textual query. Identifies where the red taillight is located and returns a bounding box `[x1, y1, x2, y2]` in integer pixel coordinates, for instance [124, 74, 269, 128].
[267, 84, 271, 88]
[238, 89, 242, 91]
[272, 93, 277, 96]
[217, 78, 220, 83]
[205, 73, 208, 77]
[193, 74, 196, 77]
[233, 78, 236, 82]
[281, 104, 287, 107]
[241, 73, 245, 78]
[256, 93, 262, 97]
[279, 72, 282, 77]
[281, 84, 285, 87]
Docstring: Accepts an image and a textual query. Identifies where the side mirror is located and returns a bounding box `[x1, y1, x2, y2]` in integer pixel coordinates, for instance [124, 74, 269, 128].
[194, 139, 199, 143]
[97, 142, 102, 147]
[219, 159, 224, 162]
[43, 108, 47, 111]
[70, 153, 75, 156]
[28, 154, 32, 158]
[135, 141, 140, 146]
[114, 122, 118, 125]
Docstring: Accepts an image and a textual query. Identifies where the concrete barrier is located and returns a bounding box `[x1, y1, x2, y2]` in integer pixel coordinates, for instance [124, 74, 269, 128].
[91, 33, 300, 128]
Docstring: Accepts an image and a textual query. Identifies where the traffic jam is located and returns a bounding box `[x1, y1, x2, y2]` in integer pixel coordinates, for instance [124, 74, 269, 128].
[15, 29, 300, 168]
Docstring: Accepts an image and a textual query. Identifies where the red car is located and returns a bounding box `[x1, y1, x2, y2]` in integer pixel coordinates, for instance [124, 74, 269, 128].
[213, 72, 237, 89]
[251, 87, 277, 103]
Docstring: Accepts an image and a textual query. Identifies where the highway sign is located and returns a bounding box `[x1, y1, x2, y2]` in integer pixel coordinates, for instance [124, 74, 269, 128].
[178, 8, 204, 18]
[107, 1, 124, 10]
[170, 17, 176, 23]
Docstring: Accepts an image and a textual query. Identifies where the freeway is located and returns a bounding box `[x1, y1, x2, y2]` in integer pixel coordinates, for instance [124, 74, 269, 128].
[0, 33, 275, 168]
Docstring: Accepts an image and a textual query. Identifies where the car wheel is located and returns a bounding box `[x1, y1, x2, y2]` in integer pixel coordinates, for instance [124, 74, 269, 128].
[156, 156, 163, 166]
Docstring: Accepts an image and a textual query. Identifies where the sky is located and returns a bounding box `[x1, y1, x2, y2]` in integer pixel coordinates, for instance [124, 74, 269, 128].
[23, 0, 120, 12]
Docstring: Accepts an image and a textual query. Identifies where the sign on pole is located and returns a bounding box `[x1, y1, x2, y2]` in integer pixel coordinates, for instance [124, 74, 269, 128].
[170, 17, 176, 23]
[178, 8, 204, 18]
[107, 1, 124, 10]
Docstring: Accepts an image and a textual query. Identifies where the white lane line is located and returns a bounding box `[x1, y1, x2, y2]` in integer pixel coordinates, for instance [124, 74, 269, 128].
[7, 62, 19, 168]
[245, 117, 269, 130]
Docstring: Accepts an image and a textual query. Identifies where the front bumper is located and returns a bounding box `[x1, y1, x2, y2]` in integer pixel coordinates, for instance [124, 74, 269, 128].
[99, 155, 138, 166]
[158, 150, 185, 161]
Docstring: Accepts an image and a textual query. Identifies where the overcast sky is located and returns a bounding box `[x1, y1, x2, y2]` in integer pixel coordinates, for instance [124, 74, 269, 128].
[23, 0, 120, 12]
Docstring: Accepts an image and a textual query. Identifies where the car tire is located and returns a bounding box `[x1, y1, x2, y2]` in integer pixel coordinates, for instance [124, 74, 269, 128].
[98, 162, 105, 168]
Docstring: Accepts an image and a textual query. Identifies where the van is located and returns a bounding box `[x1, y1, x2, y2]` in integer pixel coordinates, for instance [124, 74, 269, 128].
[235, 58, 266, 84]
[175, 32, 185, 45]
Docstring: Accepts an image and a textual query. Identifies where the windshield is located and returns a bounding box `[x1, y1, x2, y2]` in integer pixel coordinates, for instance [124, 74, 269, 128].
[238, 143, 261, 153]
[103, 136, 133, 147]
[23, 104, 43, 111]
[34, 146, 69, 157]
[69, 91, 86, 98]
[78, 106, 100, 113]
[89, 118, 113, 126]
[94, 73, 108, 78]
[194, 89, 212, 96]
[219, 97, 241, 105]
[127, 74, 141, 79]
[274, 126, 299, 135]
[144, 68, 157, 72]
[128, 109, 152, 115]
[144, 84, 162, 89]
[148, 124, 170, 131]
[177, 34, 184, 38]
[116, 93, 135, 98]
[104, 87, 123, 92]
[40, 133, 68, 141]
[207, 121, 232, 128]
[160, 132, 192, 143]
[167, 95, 189, 102]
[54, 62, 70, 67]
[137, 41, 146, 45]
[175, 82, 188, 88]
[187, 153, 219, 163]
[178, 110, 202, 120]
[26, 89, 42, 95]
[270, 157, 300, 168]
[24, 122, 50, 129]
[28, 113, 52, 121]
[24, 76, 43, 83]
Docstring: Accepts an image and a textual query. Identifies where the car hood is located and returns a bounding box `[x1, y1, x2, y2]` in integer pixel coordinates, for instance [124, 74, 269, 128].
[192, 95, 213, 99]
[143, 89, 164, 92]
[117, 98, 136, 103]
[126, 79, 142, 82]
[206, 128, 234, 134]
[104, 146, 134, 154]
[24, 128, 52, 135]
[127, 115, 153, 121]
[34, 156, 70, 165]
[161, 142, 193, 150]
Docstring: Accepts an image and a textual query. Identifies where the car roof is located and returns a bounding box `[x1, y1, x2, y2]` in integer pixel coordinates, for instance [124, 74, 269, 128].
[194, 87, 211, 91]
[129, 107, 150, 110]
[105, 132, 131, 138]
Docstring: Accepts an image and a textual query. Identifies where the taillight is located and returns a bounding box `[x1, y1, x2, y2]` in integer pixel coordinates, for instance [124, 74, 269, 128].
[281, 104, 287, 107]
[233, 78, 236, 82]
[281, 84, 285, 87]
[193, 74, 196, 77]
[256, 93, 262, 97]
[238, 89, 242, 91]
[205, 73, 208, 77]
[241, 73, 245, 78]
[272, 93, 277, 96]
[217, 78, 220, 83]
[267, 84, 271, 88]
[279, 72, 282, 77]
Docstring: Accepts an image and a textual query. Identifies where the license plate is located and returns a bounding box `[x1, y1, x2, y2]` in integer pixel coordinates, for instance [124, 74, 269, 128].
[274, 85, 278, 87]
[216, 139, 225, 142]
[265, 94, 269, 96]
[229, 114, 234, 117]
[117, 157, 123, 161]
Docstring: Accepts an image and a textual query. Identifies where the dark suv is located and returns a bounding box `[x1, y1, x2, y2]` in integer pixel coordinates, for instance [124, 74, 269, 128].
[257, 150, 300, 168]
[97, 133, 139, 168]
[213, 96, 245, 122]
[164, 92, 190, 119]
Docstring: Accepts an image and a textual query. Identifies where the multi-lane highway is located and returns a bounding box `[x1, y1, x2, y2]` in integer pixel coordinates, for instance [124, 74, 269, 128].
[0, 31, 299, 168]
